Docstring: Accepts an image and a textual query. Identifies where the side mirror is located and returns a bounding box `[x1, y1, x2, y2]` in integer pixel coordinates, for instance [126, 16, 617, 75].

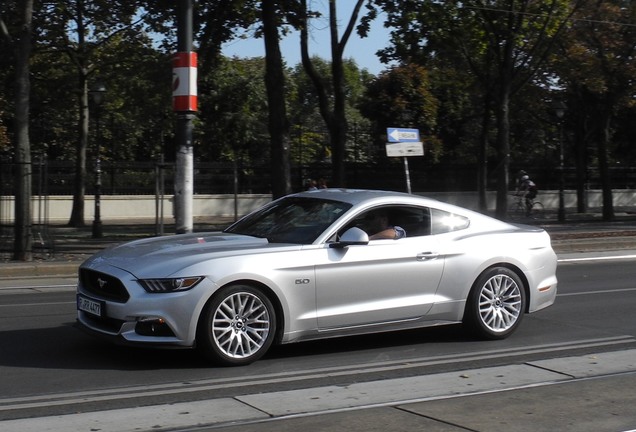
[330, 227, 369, 248]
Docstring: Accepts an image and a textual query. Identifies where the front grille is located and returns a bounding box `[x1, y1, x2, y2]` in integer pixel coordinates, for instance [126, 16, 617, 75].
[80, 269, 130, 302]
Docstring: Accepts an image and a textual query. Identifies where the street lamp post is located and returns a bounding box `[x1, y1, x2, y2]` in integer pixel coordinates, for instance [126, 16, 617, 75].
[552, 101, 567, 222]
[90, 82, 106, 238]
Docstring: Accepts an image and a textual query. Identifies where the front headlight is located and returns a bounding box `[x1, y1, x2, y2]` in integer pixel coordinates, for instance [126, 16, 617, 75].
[139, 277, 203, 293]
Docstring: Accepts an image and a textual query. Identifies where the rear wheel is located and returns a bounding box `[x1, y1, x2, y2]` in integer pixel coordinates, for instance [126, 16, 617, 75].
[463, 267, 526, 340]
[197, 285, 276, 366]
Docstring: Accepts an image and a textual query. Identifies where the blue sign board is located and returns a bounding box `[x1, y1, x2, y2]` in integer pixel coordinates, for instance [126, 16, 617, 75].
[387, 127, 420, 143]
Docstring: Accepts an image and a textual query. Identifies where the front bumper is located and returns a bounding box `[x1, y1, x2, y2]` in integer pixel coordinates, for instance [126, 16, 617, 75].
[76, 265, 215, 348]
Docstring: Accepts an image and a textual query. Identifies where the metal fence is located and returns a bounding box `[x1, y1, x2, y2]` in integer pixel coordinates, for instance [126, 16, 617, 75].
[0, 159, 467, 197]
[2, 156, 636, 259]
[2, 157, 636, 203]
[2, 158, 636, 196]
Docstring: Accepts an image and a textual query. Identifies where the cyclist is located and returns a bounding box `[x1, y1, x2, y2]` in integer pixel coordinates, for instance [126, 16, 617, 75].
[515, 170, 527, 191]
[517, 174, 538, 216]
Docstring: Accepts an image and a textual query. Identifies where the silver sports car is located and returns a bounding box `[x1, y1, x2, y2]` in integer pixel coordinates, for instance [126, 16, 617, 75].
[76, 189, 557, 366]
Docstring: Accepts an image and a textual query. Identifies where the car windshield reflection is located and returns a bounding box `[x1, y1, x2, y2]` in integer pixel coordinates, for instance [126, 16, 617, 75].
[224, 197, 352, 244]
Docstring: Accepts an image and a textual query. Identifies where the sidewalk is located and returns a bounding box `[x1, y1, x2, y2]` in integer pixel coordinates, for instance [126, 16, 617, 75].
[2, 348, 636, 431]
[2, 211, 636, 278]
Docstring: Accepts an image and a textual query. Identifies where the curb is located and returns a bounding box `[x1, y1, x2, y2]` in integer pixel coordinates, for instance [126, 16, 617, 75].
[2, 262, 80, 279]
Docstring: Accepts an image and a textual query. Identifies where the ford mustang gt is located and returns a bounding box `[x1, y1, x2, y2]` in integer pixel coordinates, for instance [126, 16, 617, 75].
[76, 189, 557, 366]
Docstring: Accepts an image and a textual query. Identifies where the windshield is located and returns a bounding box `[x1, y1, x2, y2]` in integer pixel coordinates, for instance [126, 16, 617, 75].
[225, 197, 352, 244]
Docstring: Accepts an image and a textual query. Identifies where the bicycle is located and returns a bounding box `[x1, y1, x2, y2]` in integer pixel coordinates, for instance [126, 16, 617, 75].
[509, 194, 544, 220]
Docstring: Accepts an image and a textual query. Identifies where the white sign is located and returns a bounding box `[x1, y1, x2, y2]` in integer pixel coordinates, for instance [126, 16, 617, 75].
[385, 142, 424, 157]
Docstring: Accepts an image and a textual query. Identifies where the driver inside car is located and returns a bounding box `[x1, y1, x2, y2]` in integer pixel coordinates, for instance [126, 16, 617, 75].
[366, 210, 406, 240]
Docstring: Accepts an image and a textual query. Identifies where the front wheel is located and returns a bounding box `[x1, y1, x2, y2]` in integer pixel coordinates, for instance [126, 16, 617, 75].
[463, 267, 526, 340]
[197, 285, 276, 366]
[530, 201, 544, 219]
[508, 199, 524, 220]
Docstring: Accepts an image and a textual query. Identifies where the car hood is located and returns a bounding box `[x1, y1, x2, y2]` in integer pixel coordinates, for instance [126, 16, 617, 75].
[81, 232, 298, 278]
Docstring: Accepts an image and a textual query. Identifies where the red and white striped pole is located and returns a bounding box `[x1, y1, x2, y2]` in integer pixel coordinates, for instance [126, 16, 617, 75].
[172, 52, 197, 112]
[174, 0, 195, 234]
[172, 50, 197, 233]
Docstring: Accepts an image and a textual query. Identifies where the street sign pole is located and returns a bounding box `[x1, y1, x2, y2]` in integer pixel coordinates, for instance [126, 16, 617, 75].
[386, 127, 422, 194]
[403, 157, 412, 194]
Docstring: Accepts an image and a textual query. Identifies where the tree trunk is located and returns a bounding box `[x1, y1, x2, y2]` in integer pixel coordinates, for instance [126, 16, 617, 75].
[262, 0, 291, 198]
[495, 89, 511, 220]
[330, 56, 347, 187]
[299, 0, 364, 188]
[477, 96, 492, 213]
[328, 1, 350, 187]
[68, 73, 89, 227]
[573, 107, 589, 213]
[598, 109, 614, 221]
[12, 0, 34, 261]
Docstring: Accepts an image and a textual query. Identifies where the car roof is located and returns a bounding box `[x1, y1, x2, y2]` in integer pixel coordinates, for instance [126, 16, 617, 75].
[290, 188, 424, 206]
[287, 188, 509, 227]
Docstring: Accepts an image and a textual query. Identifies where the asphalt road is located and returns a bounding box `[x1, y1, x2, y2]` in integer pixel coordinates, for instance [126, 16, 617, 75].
[1, 250, 636, 431]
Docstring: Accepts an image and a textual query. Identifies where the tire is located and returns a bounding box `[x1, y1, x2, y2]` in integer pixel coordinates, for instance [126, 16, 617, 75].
[530, 201, 544, 219]
[463, 267, 526, 340]
[197, 285, 276, 366]
[508, 201, 524, 220]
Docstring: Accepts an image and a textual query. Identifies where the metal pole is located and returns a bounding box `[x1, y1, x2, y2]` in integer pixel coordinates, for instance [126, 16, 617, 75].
[233, 158, 238, 221]
[174, 0, 195, 234]
[159, 158, 165, 236]
[92, 108, 103, 238]
[403, 157, 412, 194]
[558, 120, 566, 222]
[175, 114, 194, 234]
[552, 100, 566, 222]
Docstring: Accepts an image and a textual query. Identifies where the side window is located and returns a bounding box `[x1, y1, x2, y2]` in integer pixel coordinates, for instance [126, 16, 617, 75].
[340, 206, 432, 239]
[430, 208, 470, 234]
[391, 206, 431, 237]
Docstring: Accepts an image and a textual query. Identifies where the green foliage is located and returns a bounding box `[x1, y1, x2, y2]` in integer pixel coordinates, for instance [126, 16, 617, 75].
[558, 1, 636, 104]
[367, 0, 579, 176]
[28, 5, 170, 162]
[427, 64, 484, 164]
[0, 95, 8, 153]
[198, 56, 270, 164]
[4, 0, 636, 201]
[289, 125, 329, 165]
[288, 56, 373, 163]
[551, 0, 636, 177]
[360, 64, 441, 160]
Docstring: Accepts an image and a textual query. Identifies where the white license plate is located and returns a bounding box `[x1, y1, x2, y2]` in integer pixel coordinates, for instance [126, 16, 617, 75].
[77, 295, 104, 317]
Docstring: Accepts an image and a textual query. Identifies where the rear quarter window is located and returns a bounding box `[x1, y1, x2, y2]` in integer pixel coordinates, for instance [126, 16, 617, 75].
[431, 208, 470, 234]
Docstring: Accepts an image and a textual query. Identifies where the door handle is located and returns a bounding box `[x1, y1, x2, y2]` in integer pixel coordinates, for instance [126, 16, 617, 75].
[417, 252, 439, 261]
